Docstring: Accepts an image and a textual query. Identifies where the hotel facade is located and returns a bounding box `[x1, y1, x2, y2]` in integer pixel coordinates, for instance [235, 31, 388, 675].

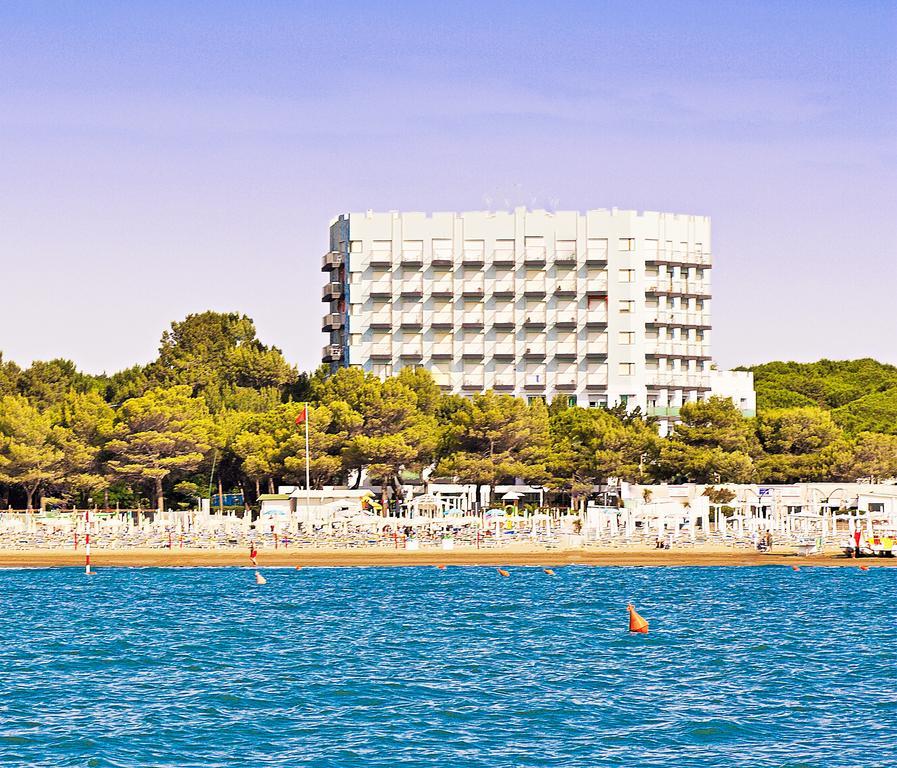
[322, 208, 747, 433]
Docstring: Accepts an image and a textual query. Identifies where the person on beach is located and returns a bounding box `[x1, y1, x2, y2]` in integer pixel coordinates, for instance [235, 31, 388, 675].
[764, 530, 773, 551]
[853, 527, 862, 558]
[250, 543, 258, 565]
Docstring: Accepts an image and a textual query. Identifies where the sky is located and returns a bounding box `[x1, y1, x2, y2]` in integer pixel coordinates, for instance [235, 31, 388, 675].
[1, 0, 895, 374]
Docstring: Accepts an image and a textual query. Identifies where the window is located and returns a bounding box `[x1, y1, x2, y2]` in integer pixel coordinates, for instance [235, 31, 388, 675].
[528, 395, 545, 405]
[619, 331, 635, 345]
[372, 362, 392, 377]
[618, 268, 635, 283]
[618, 363, 635, 376]
[619, 300, 635, 313]
[588, 295, 607, 311]
[566, 396, 577, 407]
[618, 238, 635, 251]
[350, 240, 363, 253]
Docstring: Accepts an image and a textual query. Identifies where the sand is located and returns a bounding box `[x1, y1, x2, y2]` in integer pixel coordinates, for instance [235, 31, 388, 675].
[1, 546, 894, 568]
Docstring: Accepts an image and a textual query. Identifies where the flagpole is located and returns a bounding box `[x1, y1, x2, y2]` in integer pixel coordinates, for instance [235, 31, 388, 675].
[304, 403, 311, 529]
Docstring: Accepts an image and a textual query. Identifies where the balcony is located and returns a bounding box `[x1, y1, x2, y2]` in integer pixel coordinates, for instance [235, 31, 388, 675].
[493, 276, 516, 295]
[400, 310, 423, 328]
[321, 250, 343, 271]
[369, 278, 392, 297]
[585, 276, 608, 293]
[431, 277, 454, 296]
[524, 246, 546, 265]
[585, 310, 608, 326]
[370, 310, 392, 329]
[555, 341, 577, 358]
[523, 277, 547, 295]
[524, 373, 545, 388]
[460, 341, 485, 357]
[523, 311, 547, 327]
[430, 309, 454, 327]
[321, 312, 343, 331]
[399, 276, 424, 295]
[585, 370, 608, 388]
[555, 310, 577, 327]
[647, 405, 681, 418]
[585, 247, 608, 264]
[399, 340, 424, 358]
[431, 250, 454, 267]
[492, 247, 516, 265]
[523, 341, 546, 357]
[370, 342, 392, 358]
[430, 341, 454, 357]
[555, 279, 577, 295]
[584, 338, 608, 356]
[493, 343, 516, 359]
[369, 250, 393, 268]
[555, 248, 577, 265]
[321, 282, 343, 302]
[461, 275, 486, 295]
[401, 248, 424, 267]
[555, 373, 577, 389]
[645, 372, 676, 387]
[461, 310, 485, 327]
[492, 309, 516, 326]
[493, 374, 515, 390]
[462, 374, 485, 390]
[321, 344, 342, 363]
[462, 247, 485, 266]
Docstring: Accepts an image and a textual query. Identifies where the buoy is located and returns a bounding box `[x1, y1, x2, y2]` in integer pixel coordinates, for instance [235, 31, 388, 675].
[436, 564, 446, 570]
[255, 571, 267, 585]
[859, 565, 869, 571]
[294, 566, 302, 570]
[792, 565, 800, 571]
[627, 603, 649, 634]
[543, 568, 556, 576]
[497, 568, 510, 577]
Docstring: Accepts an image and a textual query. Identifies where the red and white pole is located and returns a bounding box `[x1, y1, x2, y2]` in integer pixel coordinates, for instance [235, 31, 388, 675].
[85, 507, 92, 575]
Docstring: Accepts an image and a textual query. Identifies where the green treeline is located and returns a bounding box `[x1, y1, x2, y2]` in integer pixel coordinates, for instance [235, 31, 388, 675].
[1, 312, 895, 510]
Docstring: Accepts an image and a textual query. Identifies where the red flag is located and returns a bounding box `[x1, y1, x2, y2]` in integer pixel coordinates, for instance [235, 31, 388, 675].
[295, 404, 308, 426]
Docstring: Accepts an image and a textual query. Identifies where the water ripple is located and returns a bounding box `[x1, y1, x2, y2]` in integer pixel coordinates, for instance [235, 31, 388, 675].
[1, 565, 893, 767]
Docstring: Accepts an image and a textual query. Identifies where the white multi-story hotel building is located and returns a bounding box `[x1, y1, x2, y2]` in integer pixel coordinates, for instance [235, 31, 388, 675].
[322, 208, 716, 432]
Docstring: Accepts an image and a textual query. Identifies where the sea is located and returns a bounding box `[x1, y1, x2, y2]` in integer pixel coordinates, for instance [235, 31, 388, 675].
[1, 565, 894, 768]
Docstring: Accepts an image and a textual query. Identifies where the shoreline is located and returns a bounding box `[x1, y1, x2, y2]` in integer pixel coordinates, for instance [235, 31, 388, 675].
[1, 547, 894, 568]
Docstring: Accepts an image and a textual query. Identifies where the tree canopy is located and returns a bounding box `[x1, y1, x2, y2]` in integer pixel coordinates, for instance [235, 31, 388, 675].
[0, 316, 894, 510]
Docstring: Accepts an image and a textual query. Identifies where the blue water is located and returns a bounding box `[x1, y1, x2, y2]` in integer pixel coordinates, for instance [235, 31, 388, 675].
[1, 566, 894, 768]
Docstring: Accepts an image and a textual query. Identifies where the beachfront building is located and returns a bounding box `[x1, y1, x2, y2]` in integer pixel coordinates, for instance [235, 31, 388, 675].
[709, 369, 756, 416]
[322, 207, 723, 434]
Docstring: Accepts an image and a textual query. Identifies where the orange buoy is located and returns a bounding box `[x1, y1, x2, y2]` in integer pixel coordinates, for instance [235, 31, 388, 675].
[255, 571, 267, 585]
[436, 564, 446, 570]
[859, 565, 870, 571]
[295, 565, 302, 570]
[792, 565, 800, 571]
[497, 568, 510, 577]
[543, 568, 556, 576]
[627, 603, 649, 634]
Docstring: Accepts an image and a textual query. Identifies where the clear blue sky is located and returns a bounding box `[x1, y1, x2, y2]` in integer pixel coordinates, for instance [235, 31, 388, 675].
[1, 0, 895, 373]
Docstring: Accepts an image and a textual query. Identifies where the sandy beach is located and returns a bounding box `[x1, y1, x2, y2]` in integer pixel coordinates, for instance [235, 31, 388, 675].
[1, 546, 894, 568]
